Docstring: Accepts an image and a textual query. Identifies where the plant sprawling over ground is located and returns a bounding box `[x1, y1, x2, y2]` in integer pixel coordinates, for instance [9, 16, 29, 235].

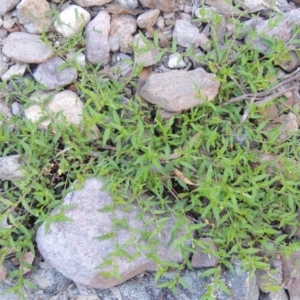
[1, 3, 300, 298]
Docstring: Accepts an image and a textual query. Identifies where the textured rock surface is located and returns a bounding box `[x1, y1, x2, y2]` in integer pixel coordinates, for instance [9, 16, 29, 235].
[85, 10, 111, 65]
[24, 90, 85, 128]
[245, 10, 300, 54]
[137, 9, 160, 29]
[36, 177, 193, 289]
[0, 155, 25, 180]
[16, 0, 51, 33]
[139, 0, 175, 13]
[281, 250, 300, 300]
[1, 63, 26, 81]
[119, 0, 138, 9]
[33, 56, 77, 90]
[73, 0, 112, 7]
[133, 34, 160, 67]
[2, 32, 53, 63]
[191, 238, 219, 268]
[224, 260, 260, 300]
[140, 68, 220, 112]
[109, 14, 136, 53]
[173, 19, 202, 48]
[54, 5, 91, 38]
[0, 0, 20, 16]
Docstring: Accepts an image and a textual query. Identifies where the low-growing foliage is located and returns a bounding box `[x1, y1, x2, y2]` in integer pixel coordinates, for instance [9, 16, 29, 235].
[1, 3, 300, 299]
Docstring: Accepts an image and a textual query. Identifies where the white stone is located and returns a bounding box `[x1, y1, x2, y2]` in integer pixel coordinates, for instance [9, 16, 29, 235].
[25, 91, 85, 128]
[66, 52, 86, 68]
[54, 5, 91, 38]
[168, 53, 186, 69]
[1, 63, 26, 81]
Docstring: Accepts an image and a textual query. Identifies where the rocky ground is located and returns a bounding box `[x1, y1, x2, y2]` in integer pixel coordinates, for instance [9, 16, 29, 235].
[1, 0, 300, 299]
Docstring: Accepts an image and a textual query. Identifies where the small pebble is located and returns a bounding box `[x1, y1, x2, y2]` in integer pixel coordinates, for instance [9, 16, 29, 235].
[3, 18, 15, 29]
[156, 16, 165, 29]
[0, 18, 2, 28]
[12, 102, 22, 116]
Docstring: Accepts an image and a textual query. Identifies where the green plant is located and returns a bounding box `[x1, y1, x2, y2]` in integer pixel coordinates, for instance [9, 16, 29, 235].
[1, 3, 300, 299]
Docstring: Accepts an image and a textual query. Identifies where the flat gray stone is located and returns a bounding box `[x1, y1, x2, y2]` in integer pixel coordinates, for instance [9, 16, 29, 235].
[2, 32, 53, 64]
[36, 177, 193, 289]
[140, 68, 220, 112]
[85, 11, 111, 65]
[33, 56, 77, 90]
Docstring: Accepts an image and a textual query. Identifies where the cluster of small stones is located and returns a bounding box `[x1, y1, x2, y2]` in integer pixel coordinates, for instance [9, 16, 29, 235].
[0, 0, 300, 299]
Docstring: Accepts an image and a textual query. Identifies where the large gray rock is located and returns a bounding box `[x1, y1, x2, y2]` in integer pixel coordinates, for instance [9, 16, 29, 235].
[2, 32, 53, 64]
[0, 0, 20, 16]
[54, 5, 91, 38]
[85, 11, 111, 65]
[36, 177, 193, 289]
[33, 56, 77, 90]
[140, 68, 220, 112]
[0, 155, 25, 180]
[16, 0, 51, 33]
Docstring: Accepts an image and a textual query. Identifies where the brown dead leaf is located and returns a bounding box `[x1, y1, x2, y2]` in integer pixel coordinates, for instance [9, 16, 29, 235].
[0, 265, 7, 280]
[173, 168, 198, 186]
[21, 251, 35, 275]
[105, 5, 143, 16]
